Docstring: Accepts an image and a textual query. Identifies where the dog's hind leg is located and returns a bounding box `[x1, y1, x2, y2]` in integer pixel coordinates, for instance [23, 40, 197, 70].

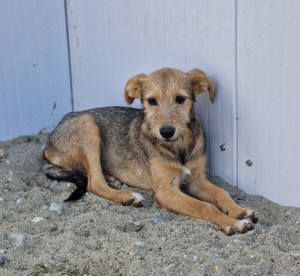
[83, 141, 144, 206]
[44, 113, 144, 206]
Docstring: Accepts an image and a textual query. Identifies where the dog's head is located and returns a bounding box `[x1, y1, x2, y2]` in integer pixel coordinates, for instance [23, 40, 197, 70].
[124, 67, 215, 142]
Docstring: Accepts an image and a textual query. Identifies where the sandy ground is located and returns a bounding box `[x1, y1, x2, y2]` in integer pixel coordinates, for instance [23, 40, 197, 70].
[0, 133, 299, 276]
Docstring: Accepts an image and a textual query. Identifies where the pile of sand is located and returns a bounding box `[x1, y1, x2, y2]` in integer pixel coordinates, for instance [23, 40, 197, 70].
[0, 134, 299, 275]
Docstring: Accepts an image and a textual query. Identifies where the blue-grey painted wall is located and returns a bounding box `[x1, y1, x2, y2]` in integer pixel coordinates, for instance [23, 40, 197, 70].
[0, 0, 72, 140]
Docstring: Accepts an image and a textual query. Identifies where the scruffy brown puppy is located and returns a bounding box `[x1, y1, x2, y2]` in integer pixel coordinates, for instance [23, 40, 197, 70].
[44, 67, 258, 235]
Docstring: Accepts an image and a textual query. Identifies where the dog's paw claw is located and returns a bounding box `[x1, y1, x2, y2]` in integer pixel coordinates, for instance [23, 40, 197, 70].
[131, 192, 145, 207]
[234, 219, 254, 233]
[224, 226, 236, 236]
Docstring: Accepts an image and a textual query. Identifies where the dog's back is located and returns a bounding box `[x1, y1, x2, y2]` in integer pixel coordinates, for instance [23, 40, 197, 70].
[56, 106, 143, 146]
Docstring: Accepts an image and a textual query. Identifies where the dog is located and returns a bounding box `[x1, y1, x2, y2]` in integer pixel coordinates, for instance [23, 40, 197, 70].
[43, 67, 258, 235]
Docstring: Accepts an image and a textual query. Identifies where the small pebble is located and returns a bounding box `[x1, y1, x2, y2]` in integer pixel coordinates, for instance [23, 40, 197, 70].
[83, 230, 91, 237]
[49, 181, 58, 189]
[0, 149, 5, 159]
[6, 172, 13, 183]
[105, 204, 115, 211]
[153, 215, 166, 223]
[50, 203, 63, 215]
[135, 240, 145, 247]
[213, 253, 221, 260]
[32, 217, 44, 223]
[121, 221, 143, 232]
[193, 255, 199, 262]
[16, 197, 24, 204]
[214, 265, 221, 273]
[7, 233, 27, 248]
[285, 210, 292, 217]
[0, 197, 3, 202]
[49, 181, 71, 192]
[38, 259, 55, 270]
[164, 264, 175, 273]
[121, 184, 128, 189]
[50, 225, 58, 232]
[0, 255, 6, 266]
[290, 250, 300, 257]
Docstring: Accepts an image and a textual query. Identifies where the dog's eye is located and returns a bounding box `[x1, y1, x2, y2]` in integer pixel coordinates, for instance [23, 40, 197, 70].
[147, 98, 158, 106]
[175, 96, 186, 104]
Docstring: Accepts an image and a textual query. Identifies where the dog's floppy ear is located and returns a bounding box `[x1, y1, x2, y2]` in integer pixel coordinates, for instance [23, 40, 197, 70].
[186, 69, 216, 102]
[124, 73, 147, 104]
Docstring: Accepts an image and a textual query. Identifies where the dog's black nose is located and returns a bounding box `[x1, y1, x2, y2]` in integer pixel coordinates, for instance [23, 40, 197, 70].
[160, 126, 176, 139]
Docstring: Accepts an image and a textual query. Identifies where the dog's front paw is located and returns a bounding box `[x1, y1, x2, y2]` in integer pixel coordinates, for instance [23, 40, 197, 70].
[245, 209, 259, 223]
[233, 219, 255, 233]
[222, 218, 254, 235]
[236, 209, 259, 223]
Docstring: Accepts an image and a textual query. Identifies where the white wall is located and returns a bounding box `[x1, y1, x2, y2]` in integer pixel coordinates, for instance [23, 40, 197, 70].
[0, 0, 299, 207]
[0, 0, 72, 140]
[237, 0, 300, 207]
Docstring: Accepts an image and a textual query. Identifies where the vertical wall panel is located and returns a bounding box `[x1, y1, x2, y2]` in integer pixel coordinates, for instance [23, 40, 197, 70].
[237, 0, 300, 206]
[67, 0, 236, 184]
[0, 0, 72, 140]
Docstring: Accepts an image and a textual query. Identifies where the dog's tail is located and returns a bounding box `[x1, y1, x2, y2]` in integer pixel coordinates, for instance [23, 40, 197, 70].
[44, 165, 87, 202]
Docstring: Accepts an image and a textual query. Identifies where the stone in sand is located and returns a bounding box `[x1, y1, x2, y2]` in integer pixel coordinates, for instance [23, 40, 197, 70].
[0, 149, 5, 159]
[7, 233, 27, 248]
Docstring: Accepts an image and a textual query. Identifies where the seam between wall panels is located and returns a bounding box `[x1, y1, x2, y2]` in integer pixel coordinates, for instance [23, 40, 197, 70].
[233, 0, 238, 187]
[64, 0, 74, 112]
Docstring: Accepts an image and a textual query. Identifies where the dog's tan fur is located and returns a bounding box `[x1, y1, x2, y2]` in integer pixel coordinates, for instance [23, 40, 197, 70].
[44, 67, 258, 235]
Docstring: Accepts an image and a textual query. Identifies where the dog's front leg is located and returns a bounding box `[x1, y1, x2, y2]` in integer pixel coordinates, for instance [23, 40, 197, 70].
[151, 159, 255, 234]
[155, 184, 254, 235]
[186, 171, 258, 223]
